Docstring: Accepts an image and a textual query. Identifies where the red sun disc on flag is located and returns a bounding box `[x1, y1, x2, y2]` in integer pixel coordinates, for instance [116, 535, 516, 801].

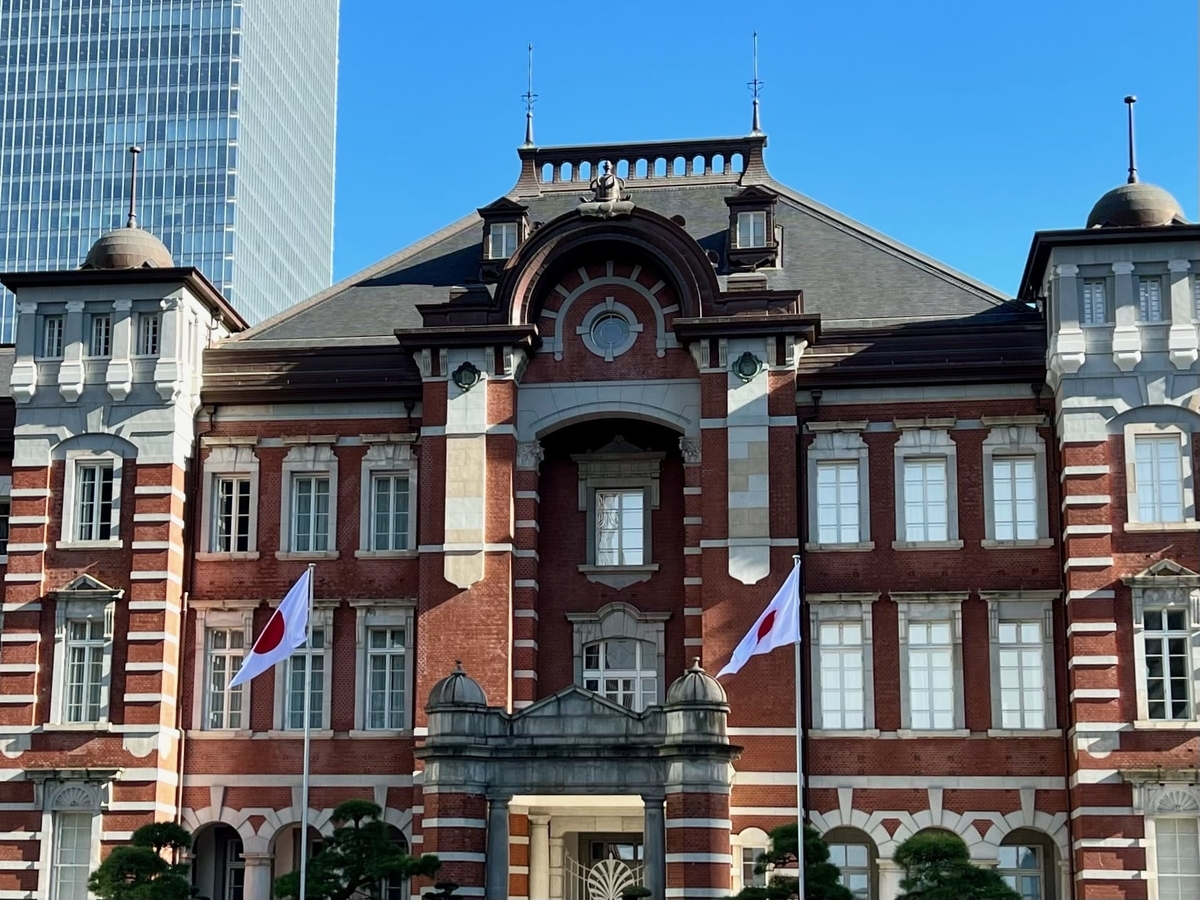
[254, 610, 285, 654]
[755, 610, 777, 643]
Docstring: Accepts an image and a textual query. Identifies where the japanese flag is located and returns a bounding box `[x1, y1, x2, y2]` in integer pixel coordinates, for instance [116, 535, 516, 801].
[717, 561, 801, 678]
[229, 568, 312, 688]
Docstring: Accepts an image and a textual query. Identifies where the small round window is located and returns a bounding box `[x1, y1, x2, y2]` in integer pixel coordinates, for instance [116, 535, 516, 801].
[591, 313, 631, 353]
[579, 299, 641, 361]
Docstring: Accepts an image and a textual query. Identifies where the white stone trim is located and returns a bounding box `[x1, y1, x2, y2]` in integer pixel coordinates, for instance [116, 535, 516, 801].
[1124, 423, 1196, 526]
[893, 592, 966, 731]
[1126, 563, 1200, 724]
[577, 297, 644, 360]
[808, 593, 877, 731]
[981, 424, 1050, 544]
[49, 595, 116, 726]
[352, 600, 416, 732]
[892, 428, 960, 548]
[358, 439, 418, 553]
[806, 426, 870, 550]
[200, 443, 261, 555]
[272, 605, 335, 731]
[567, 602, 670, 705]
[59, 448, 125, 545]
[982, 591, 1058, 731]
[191, 604, 255, 732]
[280, 443, 339, 554]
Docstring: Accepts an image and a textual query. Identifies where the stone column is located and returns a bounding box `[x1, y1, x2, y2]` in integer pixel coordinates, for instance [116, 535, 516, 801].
[529, 814, 551, 900]
[1110, 261, 1140, 370]
[549, 835, 565, 900]
[877, 859, 904, 900]
[241, 853, 274, 900]
[485, 795, 511, 900]
[642, 794, 666, 900]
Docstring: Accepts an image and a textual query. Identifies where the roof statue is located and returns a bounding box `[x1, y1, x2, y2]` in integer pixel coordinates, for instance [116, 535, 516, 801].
[579, 161, 635, 219]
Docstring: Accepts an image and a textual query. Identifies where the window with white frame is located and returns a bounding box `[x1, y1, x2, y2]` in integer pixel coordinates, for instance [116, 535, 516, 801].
[992, 458, 1037, 541]
[201, 443, 260, 556]
[574, 442, 662, 585]
[1144, 607, 1191, 721]
[828, 843, 871, 900]
[366, 626, 407, 730]
[51, 811, 95, 900]
[816, 462, 860, 544]
[736, 210, 767, 248]
[49, 578, 117, 726]
[488, 221, 518, 259]
[73, 461, 115, 542]
[903, 459, 948, 542]
[383, 829, 410, 900]
[819, 621, 865, 729]
[137, 312, 161, 356]
[280, 443, 338, 557]
[358, 440, 417, 557]
[205, 628, 245, 729]
[283, 628, 325, 730]
[1135, 435, 1185, 523]
[907, 621, 955, 729]
[1155, 818, 1200, 900]
[596, 490, 644, 565]
[42, 314, 64, 358]
[982, 425, 1050, 547]
[1082, 279, 1108, 325]
[999, 844, 1044, 900]
[64, 618, 106, 723]
[583, 638, 657, 711]
[371, 474, 410, 551]
[997, 621, 1046, 729]
[88, 313, 111, 357]
[893, 428, 959, 549]
[1139, 276, 1165, 322]
[741, 846, 767, 889]
[291, 475, 330, 552]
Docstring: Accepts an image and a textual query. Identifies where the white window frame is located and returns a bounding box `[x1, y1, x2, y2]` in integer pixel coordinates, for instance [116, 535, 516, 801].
[59, 451, 123, 549]
[50, 810, 97, 900]
[356, 438, 418, 558]
[488, 221, 518, 260]
[736, 210, 767, 248]
[198, 441, 261, 559]
[278, 441, 339, 559]
[351, 600, 416, 735]
[806, 424, 872, 552]
[136, 311, 161, 357]
[731, 828, 770, 893]
[190, 602, 256, 733]
[808, 593, 877, 735]
[1139, 275, 1167, 322]
[983, 591, 1058, 735]
[272, 604, 334, 733]
[894, 593, 967, 735]
[1125, 562, 1200, 728]
[1081, 278, 1110, 326]
[582, 636, 659, 711]
[41, 313, 65, 359]
[981, 423, 1052, 548]
[49, 589, 117, 727]
[828, 839, 874, 900]
[1124, 425, 1197, 531]
[567, 602, 669, 706]
[87, 312, 112, 357]
[892, 426, 961, 551]
[1135, 782, 1200, 900]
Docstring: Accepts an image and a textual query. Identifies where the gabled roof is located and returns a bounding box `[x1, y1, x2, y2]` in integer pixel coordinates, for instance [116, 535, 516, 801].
[229, 135, 1020, 349]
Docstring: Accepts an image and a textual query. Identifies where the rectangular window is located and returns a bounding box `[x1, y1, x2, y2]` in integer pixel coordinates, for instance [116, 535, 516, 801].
[371, 474, 410, 551]
[1082, 279, 1108, 325]
[816, 462, 859, 544]
[284, 629, 324, 730]
[52, 812, 94, 900]
[213, 477, 251, 552]
[828, 843, 871, 900]
[741, 847, 767, 889]
[75, 462, 114, 542]
[64, 618, 105, 723]
[1138, 276, 1164, 322]
[42, 314, 64, 357]
[206, 628, 245, 729]
[1144, 608, 1191, 720]
[908, 621, 955, 730]
[137, 312, 160, 355]
[1155, 818, 1200, 900]
[595, 489, 644, 566]
[89, 313, 111, 356]
[903, 459, 948, 542]
[998, 845, 1043, 900]
[993, 457, 1038, 541]
[736, 210, 767, 248]
[291, 476, 330, 552]
[819, 621, 865, 729]
[489, 222, 517, 259]
[1135, 435, 1185, 523]
[366, 627, 406, 730]
[997, 621, 1045, 729]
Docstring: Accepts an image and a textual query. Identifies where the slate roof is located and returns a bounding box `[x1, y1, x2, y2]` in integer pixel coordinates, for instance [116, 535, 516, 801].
[234, 136, 1027, 349]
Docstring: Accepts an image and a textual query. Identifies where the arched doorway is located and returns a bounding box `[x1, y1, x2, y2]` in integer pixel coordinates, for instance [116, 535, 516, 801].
[270, 824, 324, 886]
[1000, 828, 1059, 900]
[191, 823, 245, 900]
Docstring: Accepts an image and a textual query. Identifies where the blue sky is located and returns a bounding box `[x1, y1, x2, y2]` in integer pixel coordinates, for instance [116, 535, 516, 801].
[333, 0, 1198, 297]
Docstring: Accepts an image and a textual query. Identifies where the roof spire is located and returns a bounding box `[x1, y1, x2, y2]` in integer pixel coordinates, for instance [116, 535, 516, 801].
[1124, 95, 1138, 184]
[125, 145, 142, 228]
[748, 31, 764, 135]
[522, 43, 538, 147]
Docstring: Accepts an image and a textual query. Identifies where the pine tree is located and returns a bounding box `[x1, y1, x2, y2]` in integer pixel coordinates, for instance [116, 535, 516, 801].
[88, 822, 195, 900]
[894, 831, 1019, 900]
[730, 823, 853, 900]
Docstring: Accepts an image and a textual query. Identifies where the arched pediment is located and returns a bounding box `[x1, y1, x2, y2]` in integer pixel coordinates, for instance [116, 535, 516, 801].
[494, 207, 720, 327]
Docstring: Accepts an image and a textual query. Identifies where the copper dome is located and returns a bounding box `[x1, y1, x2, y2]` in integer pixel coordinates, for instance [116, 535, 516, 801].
[82, 227, 175, 270]
[1086, 182, 1188, 229]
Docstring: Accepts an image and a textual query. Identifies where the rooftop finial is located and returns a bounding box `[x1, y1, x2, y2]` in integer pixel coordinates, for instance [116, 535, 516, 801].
[522, 43, 538, 147]
[1124, 95, 1138, 184]
[126, 145, 142, 228]
[748, 32, 764, 135]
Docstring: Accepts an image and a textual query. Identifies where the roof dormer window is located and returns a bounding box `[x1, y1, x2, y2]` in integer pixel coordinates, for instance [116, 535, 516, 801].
[736, 211, 767, 249]
[489, 222, 518, 260]
[724, 184, 779, 272]
[476, 197, 530, 282]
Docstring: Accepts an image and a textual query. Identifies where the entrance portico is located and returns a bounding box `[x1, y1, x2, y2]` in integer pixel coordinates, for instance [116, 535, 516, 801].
[417, 662, 740, 900]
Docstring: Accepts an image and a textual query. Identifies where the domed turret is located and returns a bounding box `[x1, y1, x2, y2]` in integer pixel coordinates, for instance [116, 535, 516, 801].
[664, 659, 729, 745]
[82, 227, 175, 270]
[666, 658, 728, 706]
[1086, 182, 1187, 229]
[427, 661, 487, 709]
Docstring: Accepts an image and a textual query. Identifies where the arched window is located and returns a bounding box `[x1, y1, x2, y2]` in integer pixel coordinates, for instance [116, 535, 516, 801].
[1000, 828, 1058, 900]
[824, 827, 878, 900]
[383, 826, 409, 900]
[582, 638, 657, 711]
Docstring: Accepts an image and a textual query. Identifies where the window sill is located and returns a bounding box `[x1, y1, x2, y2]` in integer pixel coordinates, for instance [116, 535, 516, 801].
[42, 722, 111, 732]
[986, 728, 1063, 738]
[56, 539, 123, 551]
[354, 550, 417, 559]
[981, 538, 1055, 549]
[186, 729, 254, 740]
[895, 728, 970, 738]
[805, 542, 875, 553]
[258, 729, 335, 740]
[348, 729, 412, 739]
[1133, 719, 1200, 730]
[890, 540, 964, 552]
[195, 551, 261, 561]
[275, 551, 340, 561]
[809, 729, 881, 738]
[1124, 521, 1200, 533]
[577, 563, 659, 589]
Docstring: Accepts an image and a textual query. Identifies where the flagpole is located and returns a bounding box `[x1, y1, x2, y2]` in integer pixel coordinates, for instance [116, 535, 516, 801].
[299, 563, 315, 900]
[792, 554, 805, 899]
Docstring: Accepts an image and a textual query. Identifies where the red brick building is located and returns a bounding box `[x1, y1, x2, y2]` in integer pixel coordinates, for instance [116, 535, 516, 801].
[0, 130, 1197, 900]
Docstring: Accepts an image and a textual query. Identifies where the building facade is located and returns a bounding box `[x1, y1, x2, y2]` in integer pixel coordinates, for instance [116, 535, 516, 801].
[0, 0, 339, 339]
[0, 130, 1196, 900]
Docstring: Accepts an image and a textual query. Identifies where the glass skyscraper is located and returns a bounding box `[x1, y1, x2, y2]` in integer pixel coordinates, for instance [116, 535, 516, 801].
[0, 0, 338, 339]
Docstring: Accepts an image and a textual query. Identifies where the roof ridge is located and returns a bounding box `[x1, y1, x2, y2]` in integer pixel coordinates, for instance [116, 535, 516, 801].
[231, 210, 483, 343]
